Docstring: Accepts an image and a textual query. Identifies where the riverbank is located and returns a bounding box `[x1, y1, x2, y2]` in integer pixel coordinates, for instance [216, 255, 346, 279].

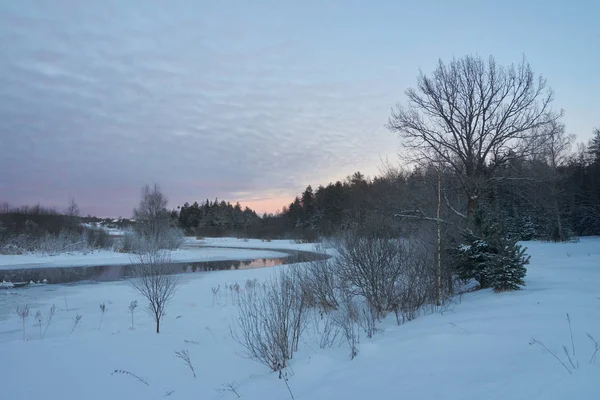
[0, 237, 318, 271]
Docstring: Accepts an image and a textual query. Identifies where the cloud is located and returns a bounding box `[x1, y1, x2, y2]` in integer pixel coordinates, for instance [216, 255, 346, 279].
[0, 1, 402, 216]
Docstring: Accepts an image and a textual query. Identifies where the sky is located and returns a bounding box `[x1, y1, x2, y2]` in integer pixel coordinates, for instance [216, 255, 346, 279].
[0, 0, 598, 217]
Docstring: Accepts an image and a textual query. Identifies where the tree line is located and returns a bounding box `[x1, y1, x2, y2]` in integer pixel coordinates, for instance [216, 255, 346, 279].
[172, 56, 599, 245]
[176, 200, 261, 237]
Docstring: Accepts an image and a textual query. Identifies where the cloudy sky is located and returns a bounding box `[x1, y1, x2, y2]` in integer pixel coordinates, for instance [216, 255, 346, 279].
[1, 0, 598, 217]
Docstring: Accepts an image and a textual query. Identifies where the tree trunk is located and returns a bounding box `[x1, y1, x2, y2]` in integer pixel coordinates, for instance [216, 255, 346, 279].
[156, 318, 160, 334]
[467, 196, 477, 219]
[555, 199, 565, 242]
[436, 168, 442, 306]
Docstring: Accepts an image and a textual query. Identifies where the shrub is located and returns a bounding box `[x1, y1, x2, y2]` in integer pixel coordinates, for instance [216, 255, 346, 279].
[119, 231, 143, 253]
[296, 232, 436, 338]
[118, 228, 184, 253]
[332, 233, 414, 319]
[159, 227, 185, 250]
[391, 253, 431, 324]
[295, 256, 339, 311]
[84, 227, 113, 249]
[332, 290, 360, 359]
[231, 270, 306, 372]
[308, 309, 340, 349]
[36, 230, 85, 255]
[452, 227, 529, 291]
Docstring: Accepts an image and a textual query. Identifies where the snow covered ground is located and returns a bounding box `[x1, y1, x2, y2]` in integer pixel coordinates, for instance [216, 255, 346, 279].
[0, 237, 313, 270]
[0, 238, 599, 399]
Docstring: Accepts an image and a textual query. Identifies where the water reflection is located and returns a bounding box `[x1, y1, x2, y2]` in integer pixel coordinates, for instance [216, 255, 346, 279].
[0, 250, 326, 286]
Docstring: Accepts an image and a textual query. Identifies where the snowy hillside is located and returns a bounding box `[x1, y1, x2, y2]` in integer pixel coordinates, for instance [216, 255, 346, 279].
[0, 238, 599, 400]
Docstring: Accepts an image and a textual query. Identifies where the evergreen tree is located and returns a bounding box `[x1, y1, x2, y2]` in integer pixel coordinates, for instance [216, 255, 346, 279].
[588, 128, 600, 164]
[453, 230, 493, 288]
[452, 220, 529, 292]
[301, 185, 315, 229]
[486, 235, 530, 291]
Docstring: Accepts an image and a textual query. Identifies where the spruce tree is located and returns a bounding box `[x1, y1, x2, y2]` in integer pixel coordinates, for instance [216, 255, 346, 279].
[452, 220, 529, 291]
[588, 128, 600, 164]
[486, 235, 529, 291]
[453, 230, 493, 289]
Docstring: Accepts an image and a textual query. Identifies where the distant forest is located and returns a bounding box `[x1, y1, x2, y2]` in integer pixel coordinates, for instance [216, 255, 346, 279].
[175, 127, 600, 241]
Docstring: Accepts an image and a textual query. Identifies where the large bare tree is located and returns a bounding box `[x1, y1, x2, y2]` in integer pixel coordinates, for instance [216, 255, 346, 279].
[387, 55, 562, 219]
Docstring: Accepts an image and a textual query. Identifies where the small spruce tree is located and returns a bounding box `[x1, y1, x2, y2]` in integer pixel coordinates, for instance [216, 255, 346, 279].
[486, 234, 529, 291]
[453, 231, 493, 288]
[452, 219, 529, 292]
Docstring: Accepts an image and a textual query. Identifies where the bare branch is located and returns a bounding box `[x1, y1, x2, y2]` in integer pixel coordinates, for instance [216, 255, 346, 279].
[388, 55, 561, 217]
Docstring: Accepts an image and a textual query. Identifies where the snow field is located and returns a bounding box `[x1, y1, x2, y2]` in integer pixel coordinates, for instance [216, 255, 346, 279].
[0, 238, 598, 400]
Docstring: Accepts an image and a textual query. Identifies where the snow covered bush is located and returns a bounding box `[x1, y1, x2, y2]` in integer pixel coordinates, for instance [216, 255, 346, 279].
[290, 232, 437, 348]
[231, 270, 306, 372]
[294, 257, 339, 311]
[118, 228, 183, 253]
[452, 227, 529, 292]
[158, 227, 185, 250]
[118, 231, 145, 253]
[332, 233, 420, 319]
[1, 227, 113, 255]
[36, 230, 85, 255]
[0, 203, 118, 255]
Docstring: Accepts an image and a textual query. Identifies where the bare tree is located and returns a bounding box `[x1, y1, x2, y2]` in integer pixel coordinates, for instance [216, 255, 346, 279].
[66, 198, 80, 218]
[131, 250, 179, 333]
[388, 55, 561, 219]
[532, 121, 575, 240]
[133, 184, 170, 246]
